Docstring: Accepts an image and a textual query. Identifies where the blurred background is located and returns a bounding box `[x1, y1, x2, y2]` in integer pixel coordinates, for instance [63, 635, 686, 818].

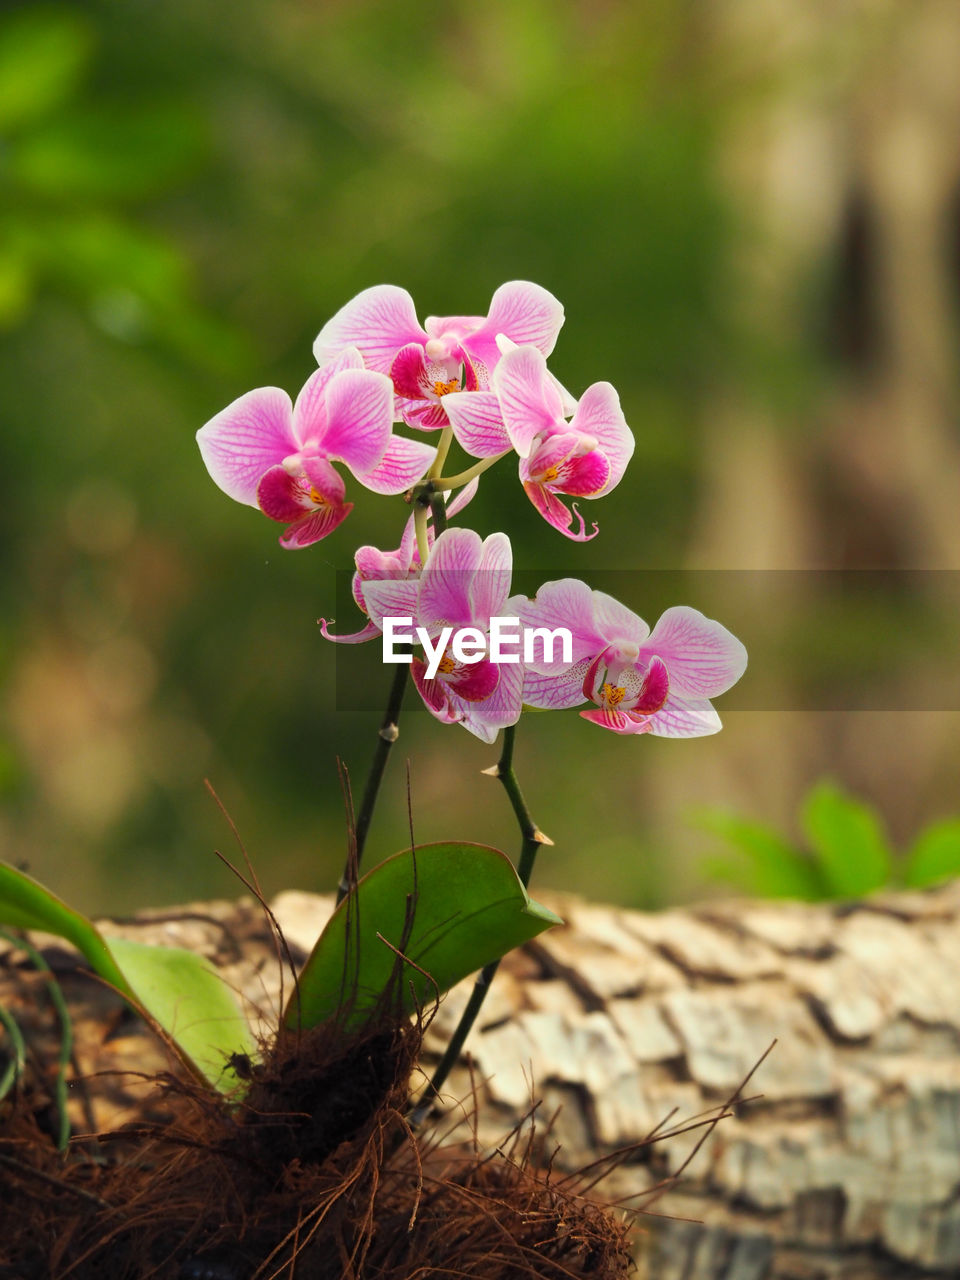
[2, 0, 960, 916]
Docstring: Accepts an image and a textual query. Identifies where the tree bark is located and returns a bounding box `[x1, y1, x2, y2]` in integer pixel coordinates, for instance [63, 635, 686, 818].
[3, 883, 960, 1277]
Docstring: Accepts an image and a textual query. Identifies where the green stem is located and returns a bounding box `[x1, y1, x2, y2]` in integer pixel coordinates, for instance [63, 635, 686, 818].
[408, 723, 550, 1126]
[432, 450, 510, 492]
[428, 426, 454, 479]
[336, 657, 408, 905]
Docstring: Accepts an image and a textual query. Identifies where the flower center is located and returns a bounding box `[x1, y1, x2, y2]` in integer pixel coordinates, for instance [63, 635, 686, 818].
[600, 682, 626, 706]
[437, 652, 457, 675]
[309, 487, 327, 506]
[433, 377, 460, 398]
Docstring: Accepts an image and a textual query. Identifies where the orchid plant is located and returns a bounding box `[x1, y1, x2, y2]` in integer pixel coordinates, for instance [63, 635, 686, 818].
[0, 282, 746, 1119]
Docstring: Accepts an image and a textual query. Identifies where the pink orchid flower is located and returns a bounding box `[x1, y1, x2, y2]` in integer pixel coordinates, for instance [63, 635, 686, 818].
[312, 281, 564, 432]
[518, 579, 746, 736]
[361, 528, 523, 743]
[319, 479, 478, 644]
[196, 349, 435, 549]
[443, 342, 634, 541]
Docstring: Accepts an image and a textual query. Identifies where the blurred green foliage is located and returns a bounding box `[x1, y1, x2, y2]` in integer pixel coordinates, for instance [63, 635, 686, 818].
[702, 780, 960, 900]
[1, 1, 956, 916]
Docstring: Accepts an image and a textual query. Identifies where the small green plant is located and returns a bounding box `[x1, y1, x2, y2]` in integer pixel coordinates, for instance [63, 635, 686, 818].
[701, 778, 960, 901]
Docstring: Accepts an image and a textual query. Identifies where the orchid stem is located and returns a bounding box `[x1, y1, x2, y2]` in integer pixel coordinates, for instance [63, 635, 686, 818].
[409, 722, 549, 1127]
[428, 426, 454, 480]
[413, 500, 430, 568]
[336, 659, 409, 904]
[432, 450, 509, 492]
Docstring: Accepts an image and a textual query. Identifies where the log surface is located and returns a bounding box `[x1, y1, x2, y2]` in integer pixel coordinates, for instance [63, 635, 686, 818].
[3, 883, 960, 1278]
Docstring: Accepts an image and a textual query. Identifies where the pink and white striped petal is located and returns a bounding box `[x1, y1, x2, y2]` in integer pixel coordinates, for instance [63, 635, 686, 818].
[645, 696, 723, 738]
[197, 387, 296, 508]
[579, 706, 650, 735]
[292, 349, 364, 445]
[319, 368, 394, 475]
[356, 435, 435, 495]
[313, 285, 428, 373]
[470, 532, 512, 624]
[443, 390, 511, 458]
[514, 580, 605, 668]
[278, 502, 353, 549]
[569, 382, 634, 491]
[590, 591, 650, 650]
[360, 579, 421, 633]
[461, 281, 564, 372]
[418, 528, 482, 631]
[399, 397, 449, 431]
[318, 618, 382, 644]
[638, 607, 748, 699]
[464, 658, 523, 733]
[521, 666, 588, 711]
[493, 344, 565, 457]
[523, 482, 599, 542]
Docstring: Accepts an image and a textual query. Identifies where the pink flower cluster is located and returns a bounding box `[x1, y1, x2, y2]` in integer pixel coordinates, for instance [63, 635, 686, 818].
[197, 281, 633, 545]
[198, 282, 746, 742]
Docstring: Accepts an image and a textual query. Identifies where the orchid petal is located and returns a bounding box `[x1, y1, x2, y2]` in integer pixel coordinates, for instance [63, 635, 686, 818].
[466, 657, 523, 730]
[361, 579, 421, 633]
[399, 397, 450, 431]
[319, 369, 394, 475]
[579, 706, 649, 735]
[631, 656, 670, 714]
[523, 482, 599, 542]
[257, 465, 316, 522]
[278, 502, 352, 549]
[318, 618, 382, 644]
[462, 281, 564, 372]
[313, 285, 427, 374]
[515, 579, 604, 667]
[445, 657, 501, 703]
[590, 592, 650, 649]
[521, 666, 589, 711]
[493, 344, 565, 456]
[419, 528, 482, 631]
[556, 450, 611, 497]
[424, 313, 484, 343]
[411, 657, 459, 724]
[292, 349, 364, 445]
[443, 390, 511, 458]
[197, 387, 296, 508]
[302, 456, 347, 505]
[569, 382, 634, 491]
[390, 344, 432, 401]
[470, 532, 512, 624]
[639, 607, 748, 699]
[446, 476, 480, 519]
[646, 696, 723, 738]
[357, 435, 435, 495]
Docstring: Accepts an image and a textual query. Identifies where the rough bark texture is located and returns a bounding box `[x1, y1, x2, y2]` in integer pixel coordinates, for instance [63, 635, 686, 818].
[3, 883, 960, 1278]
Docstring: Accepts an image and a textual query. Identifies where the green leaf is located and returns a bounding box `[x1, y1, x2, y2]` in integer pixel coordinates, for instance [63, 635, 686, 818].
[902, 818, 960, 889]
[0, 862, 253, 1090]
[698, 811, 824, 901]
[801, 780, 892, 898]
[0, 8, 93, 130]
[287, 842, 562, 1031]
[108, 939, 255, 1088]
